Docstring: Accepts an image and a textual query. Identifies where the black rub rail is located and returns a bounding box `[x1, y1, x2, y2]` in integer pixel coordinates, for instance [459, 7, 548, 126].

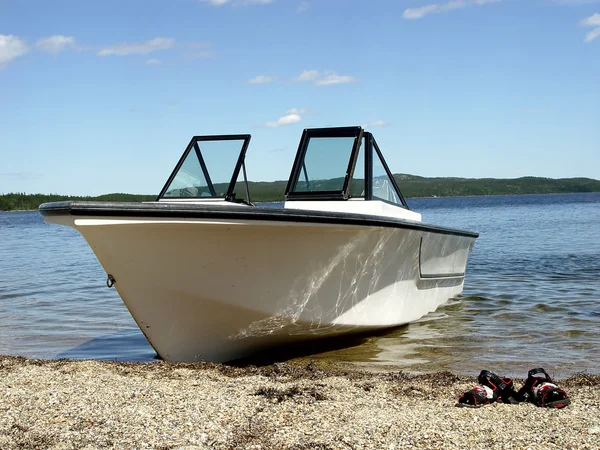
[39, 201, 479, 239]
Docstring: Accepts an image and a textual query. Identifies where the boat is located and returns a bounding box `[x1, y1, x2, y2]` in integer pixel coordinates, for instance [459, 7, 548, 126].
[39, 126, 478, 362]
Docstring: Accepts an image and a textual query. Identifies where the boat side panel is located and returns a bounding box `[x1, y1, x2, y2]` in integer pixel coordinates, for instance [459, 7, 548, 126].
[70, 217, 475, 361]
[419, 234, 475, 279]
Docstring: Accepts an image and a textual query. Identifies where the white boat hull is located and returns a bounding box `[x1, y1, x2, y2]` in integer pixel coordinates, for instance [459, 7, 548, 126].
[48, 212, 475, 362]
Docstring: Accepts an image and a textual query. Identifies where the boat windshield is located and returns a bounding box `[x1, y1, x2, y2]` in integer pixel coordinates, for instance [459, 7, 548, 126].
[291, 137, 356, 193]
[285, 126, 409, 208]
[158, 135, 250, 201]
[286, 127, 362, 200]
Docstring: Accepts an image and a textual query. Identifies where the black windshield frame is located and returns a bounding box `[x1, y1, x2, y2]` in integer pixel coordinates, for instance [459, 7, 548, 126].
[367, 132, 409, 209]
[157, 134, 251, 202]
[284, 127, 409, 209]
[285, 126, 364, 201]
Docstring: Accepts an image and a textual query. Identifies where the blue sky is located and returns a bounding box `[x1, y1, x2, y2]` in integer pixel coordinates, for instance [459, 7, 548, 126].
[1, 0, 599, 195]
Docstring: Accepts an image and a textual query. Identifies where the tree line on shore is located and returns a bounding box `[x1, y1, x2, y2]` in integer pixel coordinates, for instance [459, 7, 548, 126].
[0, 193, 156, 212]
[2, 175, 599, 211]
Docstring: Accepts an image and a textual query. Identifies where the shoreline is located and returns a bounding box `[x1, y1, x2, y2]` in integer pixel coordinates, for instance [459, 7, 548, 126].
[0, 209, 37, 213]
[2, 355, 599, 449]
[2, 190, 600, 212]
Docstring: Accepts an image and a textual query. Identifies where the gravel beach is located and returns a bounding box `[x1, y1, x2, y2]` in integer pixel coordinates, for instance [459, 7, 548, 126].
[1, 356, 599, 449]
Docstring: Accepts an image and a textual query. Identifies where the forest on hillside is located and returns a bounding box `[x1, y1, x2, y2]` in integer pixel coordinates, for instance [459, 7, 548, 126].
[2, 176, 599, 211]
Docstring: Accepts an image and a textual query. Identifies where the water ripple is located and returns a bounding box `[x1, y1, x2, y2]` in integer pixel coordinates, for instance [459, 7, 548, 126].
[1, 193, 600, 376]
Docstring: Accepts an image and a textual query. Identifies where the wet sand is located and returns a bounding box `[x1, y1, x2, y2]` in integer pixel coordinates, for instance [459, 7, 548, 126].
[1, 356, 599, 449]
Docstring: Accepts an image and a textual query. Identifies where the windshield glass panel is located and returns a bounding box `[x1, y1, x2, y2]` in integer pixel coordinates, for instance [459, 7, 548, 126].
[291, 136, 355, 193]
[372, 148, 402, 205]
[162, 139, 244, 198]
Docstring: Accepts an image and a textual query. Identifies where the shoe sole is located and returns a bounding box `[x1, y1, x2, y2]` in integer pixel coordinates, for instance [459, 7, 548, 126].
[542, 398, 571, 409]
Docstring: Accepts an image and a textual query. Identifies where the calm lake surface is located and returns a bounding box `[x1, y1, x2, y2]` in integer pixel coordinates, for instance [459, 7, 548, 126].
[1, 193, 599, 377]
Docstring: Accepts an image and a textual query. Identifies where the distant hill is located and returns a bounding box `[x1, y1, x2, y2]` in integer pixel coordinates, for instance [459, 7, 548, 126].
[241, 175, 600, 202]
[1, 175, 599, 211]
[394, 175, 600, 198]
[0, 193, 156, 212]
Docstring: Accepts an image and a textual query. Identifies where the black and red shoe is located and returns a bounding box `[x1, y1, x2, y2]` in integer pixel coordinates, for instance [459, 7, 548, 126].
[457, 384, 496, 408]
[478, 370, 519, 404]
[517, 368, 570, 409]
[457, 370, 518, 407]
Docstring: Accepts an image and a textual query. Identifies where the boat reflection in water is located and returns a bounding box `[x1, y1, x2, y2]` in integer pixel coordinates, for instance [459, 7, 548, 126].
[40, 126, 478, 362]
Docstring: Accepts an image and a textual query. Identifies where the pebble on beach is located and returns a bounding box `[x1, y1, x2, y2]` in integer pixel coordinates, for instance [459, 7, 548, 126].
[1, 356, 599, 449]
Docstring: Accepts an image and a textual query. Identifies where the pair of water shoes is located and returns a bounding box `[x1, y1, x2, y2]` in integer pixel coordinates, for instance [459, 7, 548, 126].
[457, 368, 570, 409]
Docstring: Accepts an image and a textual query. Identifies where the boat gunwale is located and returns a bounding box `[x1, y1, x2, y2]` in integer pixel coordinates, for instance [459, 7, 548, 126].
[39, 201, 479, 238]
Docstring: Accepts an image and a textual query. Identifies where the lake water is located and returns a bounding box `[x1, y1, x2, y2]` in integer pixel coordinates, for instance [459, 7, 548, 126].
[1, 193, 599, 377]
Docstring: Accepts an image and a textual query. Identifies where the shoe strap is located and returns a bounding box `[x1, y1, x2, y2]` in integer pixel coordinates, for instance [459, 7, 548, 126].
[528, 368, 552, 383]
[479, 370, 511, 391]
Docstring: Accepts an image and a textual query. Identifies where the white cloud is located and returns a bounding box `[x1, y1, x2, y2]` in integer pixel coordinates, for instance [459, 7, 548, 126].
[98, 37, 175, 56]
[266, 113, 302, 128]
[363, 120, 389, 129]
[294, 69, 320, 82]
[585, 27, 600, 41]
[247, 74, 278, 84]
[35, 35, 76, 54]
[403, 0, 499, 20]
[581, 13, 600, 42]
[315, 73, 358, 86]
[403, 4, 439, 19]
[581, 12, 600, 26]
[0, 35, 28, 68]
[297, 1, 310, 13]
[145, 58, 161, 65]
[293, 69, 357, 86]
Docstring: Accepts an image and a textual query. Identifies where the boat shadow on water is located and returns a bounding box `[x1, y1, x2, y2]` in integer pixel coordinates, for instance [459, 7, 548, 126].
[56, 329, 158, 362]
[56, 326, 413, 368]
[228, 327, 410, 367]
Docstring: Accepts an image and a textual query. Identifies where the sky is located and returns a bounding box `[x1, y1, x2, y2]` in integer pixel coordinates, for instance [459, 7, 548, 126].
[0, 0, 599, 196]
